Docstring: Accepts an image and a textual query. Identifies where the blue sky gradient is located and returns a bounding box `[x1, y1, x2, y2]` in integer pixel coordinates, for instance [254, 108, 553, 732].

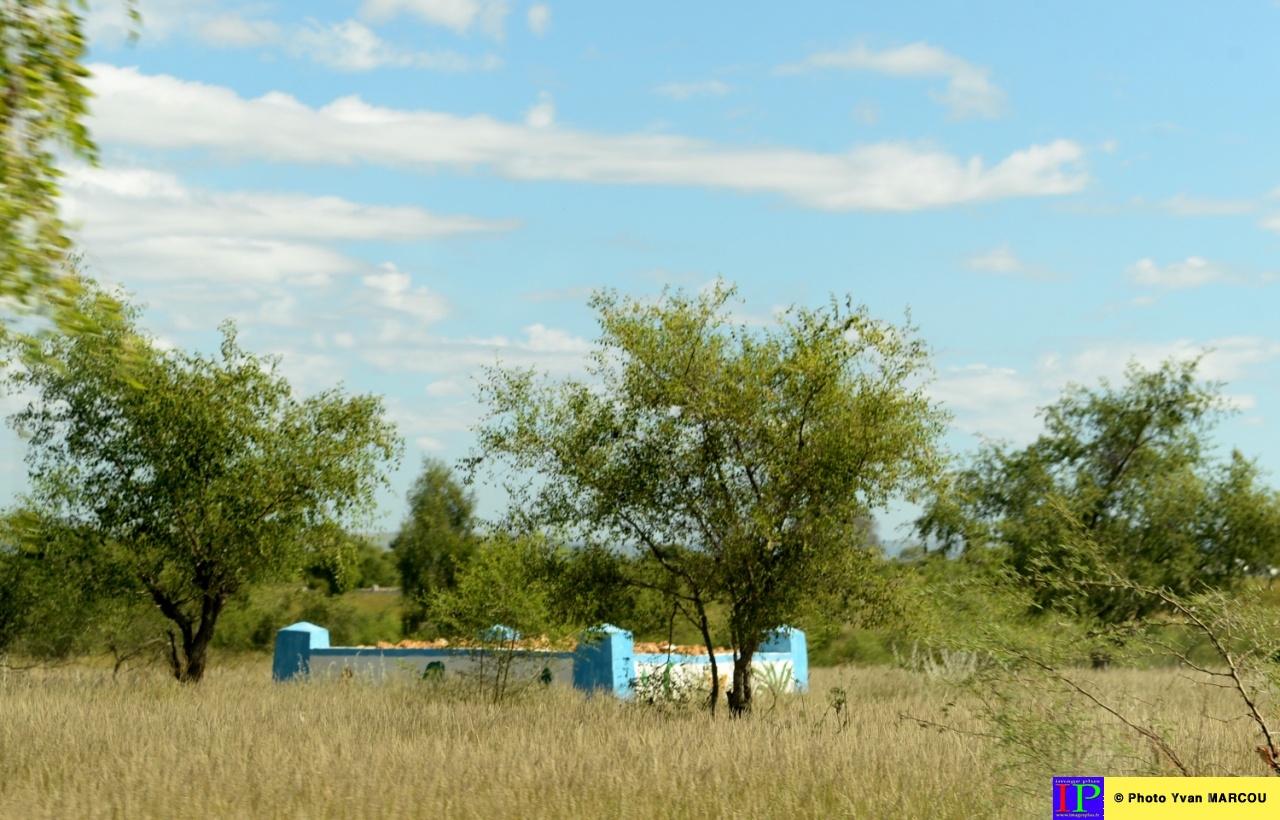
[18, 0, 1277, 542]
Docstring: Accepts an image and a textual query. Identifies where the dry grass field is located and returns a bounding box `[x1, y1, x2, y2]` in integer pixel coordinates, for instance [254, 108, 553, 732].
[0, 660, 1269, 819]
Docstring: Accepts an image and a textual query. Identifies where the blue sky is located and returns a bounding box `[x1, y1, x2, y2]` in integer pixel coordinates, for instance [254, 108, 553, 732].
[19, 0, 1280, 541]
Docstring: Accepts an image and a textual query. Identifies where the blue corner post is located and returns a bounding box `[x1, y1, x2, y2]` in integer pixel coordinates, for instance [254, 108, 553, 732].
[572, 623, 634, 697]
[761, 626, 808, 692]
[273, 621, 331, 682]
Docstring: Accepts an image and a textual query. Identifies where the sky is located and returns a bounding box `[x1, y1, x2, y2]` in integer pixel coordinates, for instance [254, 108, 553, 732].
[14, 0, 1280, 543]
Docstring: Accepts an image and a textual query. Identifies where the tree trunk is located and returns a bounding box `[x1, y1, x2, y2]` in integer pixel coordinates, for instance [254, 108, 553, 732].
[164, 593, 225, 683]
[695, 600, 720, 717]
[727, 643, 757, 718]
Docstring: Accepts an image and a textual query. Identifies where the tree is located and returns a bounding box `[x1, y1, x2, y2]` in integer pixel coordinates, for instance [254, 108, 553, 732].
[304, 532, 399, 595]
[471, 282, 947, 714]
[0, 1, 138, 335]
[428, 533, 559, 702]
[8, 292, 401, 682]
[916, 358, 1280, 653]
[392, 458, 478, 634]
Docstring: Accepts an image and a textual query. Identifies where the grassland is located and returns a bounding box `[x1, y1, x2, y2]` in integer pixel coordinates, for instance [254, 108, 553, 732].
[0, 658, 1270, 819]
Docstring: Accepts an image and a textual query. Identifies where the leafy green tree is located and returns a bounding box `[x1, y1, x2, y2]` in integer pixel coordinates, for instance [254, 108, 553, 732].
[917, 358, 1280, 651]
[471, 282, 947, 714]
[392, 458, 478, 633]
[428, 532, 563, 702]
[354, 537, 400, 588]
[304, 532, 400, 595]
[0, 1, 138, 334]
[7, 292, 401, 682]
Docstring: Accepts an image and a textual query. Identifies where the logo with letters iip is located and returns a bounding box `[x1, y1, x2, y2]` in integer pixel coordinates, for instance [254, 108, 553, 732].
[1053, 777, 1105, 818]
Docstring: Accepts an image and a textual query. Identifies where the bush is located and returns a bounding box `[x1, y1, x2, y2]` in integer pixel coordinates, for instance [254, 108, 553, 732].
[213, 586, 402, 651]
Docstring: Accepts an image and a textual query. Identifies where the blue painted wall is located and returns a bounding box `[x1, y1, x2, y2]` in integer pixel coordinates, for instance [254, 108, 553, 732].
[571, 624, 634, 697]
[273, 621, 808, 696]
[272, 621, 330, 681]
[761, 626, 808, 692]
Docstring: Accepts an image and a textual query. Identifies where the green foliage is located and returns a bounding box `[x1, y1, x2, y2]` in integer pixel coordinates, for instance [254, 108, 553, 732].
[909, 523, 1280, 785]
[918, 357, 1280, 628]
[472, 281, 948, 712]
[427, 533, 558, 641]
[426, 533, 570, 703]
[0, 509, 167, 668]
[212, 586, 402, 652]
[392, 458, 477, 633]
[304, 533, 399, 595]
[6, 289, 402, 681]
[0, 2, 141, 336]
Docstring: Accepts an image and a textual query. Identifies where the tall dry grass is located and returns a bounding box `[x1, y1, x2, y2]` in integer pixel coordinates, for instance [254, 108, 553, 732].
[0, 661, 1267, 818]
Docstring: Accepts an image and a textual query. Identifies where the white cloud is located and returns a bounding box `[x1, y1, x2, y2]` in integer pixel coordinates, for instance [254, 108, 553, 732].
[425, 379, 466, 397]
[1160, 193, 1254, 217]
[780, 42, 1007, 120]
[273, 351, 349, 395]
[198, 13, 281, 47]
[527, 4, 550, 36]
[930, 364, 1042, 442]
[362, 264, 451, 323]
[87, 235, 358, 286]
[62, 165, 515, 284]
[966, 244, 1020, 274]
[1043, 337, 1280, 386]
[65, 166, 513, 243]
[850, 100, 880, 124]
[85, 0, 188, 45]
[1127, 257, 1229, 290]
[360, 0, 512, 39]
[934, 336, 1280, 444]
[1254, 212, 1280, 234]
[362, 321, 592, 376]
[521, 323, 591, 353]
[656, 80, 730, 100]
[524, 91, 555, 128]
[965, 243, 1058, 280]
[88, 65, 1087, 212]
[290, 19, 500, 72]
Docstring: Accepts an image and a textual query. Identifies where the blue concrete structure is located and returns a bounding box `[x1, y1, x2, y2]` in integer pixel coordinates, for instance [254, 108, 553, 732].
[273, 621, 808, 696]
[272, 621, 330, 681]
[571, 624, 635, 697]
[761, 626, 808, 692]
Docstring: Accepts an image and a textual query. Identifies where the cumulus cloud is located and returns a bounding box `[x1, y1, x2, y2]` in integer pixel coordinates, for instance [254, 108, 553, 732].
[1254, 210, 1280, 234]
[363, 321, 592, 376]
[360, 0, 512, 39]
[362, 264, 451, 323]
[966, 244, 1020, 274]
[1127, 257, 1229, 290]
[965, 243, 1058, 280]
[527, 4, 550, 36]
[198, 13, 281, 47]
[87, 65, 1087, 212]
[779, 42, 1007, 119]
[1160, 193, 1254, 217]
[933, 336, 1280, 444]
[290, 19, 501, 72]
[656, 80, 729, 100]
[524, 91, 555, 128]
[62, 165, 516, 284]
